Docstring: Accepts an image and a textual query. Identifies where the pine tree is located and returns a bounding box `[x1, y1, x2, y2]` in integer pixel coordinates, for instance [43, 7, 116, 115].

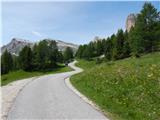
[102, 38, 106, 53]
[76, 45, 84, 58]
[82, 45, 93, 60]
[32, 43, 39, 69]
[104, 38, 113, 60]
[140, 2, 160, 52]
[1, 50, 13, 74]
[63, 47, 73, 62]
[19, 46, 33, 71]
[129, 27, 144, 57]
[57, 51, 64, 63]
[95, 40, 103, 56]
[123, 40, 131, 58]
[129, 2, 160, 55]
[112, 29, 125, 59]
[88, 42, 95, 58]
[12, 55, 19, 70]
[36, 40, 50, 69]
[153, 22, 160, 51]
[123, 31, 131, 58]
[49, 40, 58, 67]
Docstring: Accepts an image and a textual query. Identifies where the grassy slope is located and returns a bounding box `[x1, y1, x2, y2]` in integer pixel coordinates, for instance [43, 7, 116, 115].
[71, 52, 160, 120]
[2, 65, 72, 86]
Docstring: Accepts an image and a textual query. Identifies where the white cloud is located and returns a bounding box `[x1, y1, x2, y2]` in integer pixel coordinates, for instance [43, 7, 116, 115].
[31, 31, 42, 37]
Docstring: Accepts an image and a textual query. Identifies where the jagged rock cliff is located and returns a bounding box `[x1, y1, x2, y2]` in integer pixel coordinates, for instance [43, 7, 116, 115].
[1, 38, 33, 55]
[126, 14, 136, 32]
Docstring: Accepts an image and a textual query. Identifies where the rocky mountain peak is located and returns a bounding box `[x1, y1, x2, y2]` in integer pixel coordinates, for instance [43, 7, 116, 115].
[126, 13, 136, 32]
[1, 38, 33, 55]
[11, 38, 31, 43]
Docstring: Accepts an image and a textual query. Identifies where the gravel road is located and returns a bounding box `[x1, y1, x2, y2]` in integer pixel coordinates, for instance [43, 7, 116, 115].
[7, 61, 107, 119]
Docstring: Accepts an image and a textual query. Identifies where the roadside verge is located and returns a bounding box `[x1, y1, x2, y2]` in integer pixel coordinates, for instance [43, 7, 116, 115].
[65, 61, 109, 120]
[1, 77, 38, 120]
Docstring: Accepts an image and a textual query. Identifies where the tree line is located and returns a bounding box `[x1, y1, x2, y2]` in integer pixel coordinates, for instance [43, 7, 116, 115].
[76, 3, 160, 60]
[1, 39, 74, 74]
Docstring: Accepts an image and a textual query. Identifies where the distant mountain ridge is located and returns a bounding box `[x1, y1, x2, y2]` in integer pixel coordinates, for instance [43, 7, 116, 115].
[1, 38, 79, 55]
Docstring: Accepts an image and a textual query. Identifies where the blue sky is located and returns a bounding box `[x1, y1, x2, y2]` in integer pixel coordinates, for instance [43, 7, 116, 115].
[1, 1, 160, 45]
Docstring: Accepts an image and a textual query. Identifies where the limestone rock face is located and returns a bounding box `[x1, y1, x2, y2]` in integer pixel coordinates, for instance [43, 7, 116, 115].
[1, 38, 33, 56]
[126, 14, 136, 32]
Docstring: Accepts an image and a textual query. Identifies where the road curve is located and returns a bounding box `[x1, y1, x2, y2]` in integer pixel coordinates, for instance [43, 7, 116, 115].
[8, 61, 107, 119]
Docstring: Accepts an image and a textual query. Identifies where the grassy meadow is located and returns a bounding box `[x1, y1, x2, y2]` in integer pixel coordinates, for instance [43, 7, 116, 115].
[1, 64, 72, 86]
[71, 52, 160, 120]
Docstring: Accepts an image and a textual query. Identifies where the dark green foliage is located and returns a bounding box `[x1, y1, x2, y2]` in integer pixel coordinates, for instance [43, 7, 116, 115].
[12, 55, 19, 70]
[141, 2, 160, 52]
[153, 22, 160, 51]
[32, 43, 39, 68]
[95, 40, 103, 56]
[1, 50, 13, 74]
[123, 31, 131, 58]
[19, 46, 33, 71]
[129, 27, 144, 56]
[36, 40, 49, 69]
[129, 2, 160, 56]
[75, 45, 84, 58]
[32, 40, 63, 70]
[18, 39, 63, 71]
[113, 29, 125, 59]
[57, 51, 64, 63]
[82, 45, 93, 60]
[104, 38, 113, 60]
[63, 47, 74, 62]
[49, 40, 59, 66]
[123, 40, 131, 58]
[88, 42, 96, 57]
[76, 38, 104, 60]
[101, 39, 106, 53]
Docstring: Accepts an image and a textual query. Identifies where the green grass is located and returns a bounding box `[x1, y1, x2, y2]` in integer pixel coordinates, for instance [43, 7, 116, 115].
[2, 65, 72, 86]
[71, 52, 160, 120]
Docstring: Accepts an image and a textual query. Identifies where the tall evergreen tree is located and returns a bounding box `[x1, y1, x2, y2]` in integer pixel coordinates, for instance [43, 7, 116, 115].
[95, 40, 103, 56]
[129, 26, 144, 56]
[76, 45, 84, 58]
[104, 38, 113, 60]
[12, 55, 19, 70]
[112, 29, 125, 59]
[140, 2, 160, 52]
[123, 31, 131, 58]
[49, 40, 59, 66]
[82, 45, 93, 60]
[88, 42, 95, 58]
[101, 38, 107, 54]
[1, 50, 13, 74]
[32, 43, 39, 68]
[63, 47, 74, 62]
[153, 22, 160, 51]
[19, 46, 33, 71]
[57, 51, 64, 63]
[36, 40, 50, 69]
[129, 2, 160, 55]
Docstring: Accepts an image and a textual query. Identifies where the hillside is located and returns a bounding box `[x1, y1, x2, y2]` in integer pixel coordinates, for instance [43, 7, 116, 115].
[71, 52, 160, 120]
